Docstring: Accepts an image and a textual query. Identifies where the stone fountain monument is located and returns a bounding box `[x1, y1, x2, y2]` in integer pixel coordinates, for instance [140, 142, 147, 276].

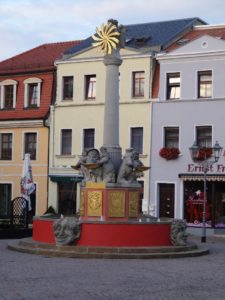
[74, 19, 148, 222]
[12, 20, 207, 258]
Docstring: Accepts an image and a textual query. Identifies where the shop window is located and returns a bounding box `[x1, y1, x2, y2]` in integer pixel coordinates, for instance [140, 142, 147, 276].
[164, 127, 179, 148]
[166, 73, 180, 100]
[61, 129, 72, 155]
[196, 126, 212, 147]
[131, 127, 143, 154]
[24, 78, 42, 108]
[198, 71, 212, 98]
[83, 128, 95, 150]
[0, 79, 17, 109]
[132, 71, 145, 98]
[0, 133, 12, 160]
[62, 76, 73, 100]
[24, 132, 37, 160]
[85, 75, 96, 100]
[0, 184, 11, 217]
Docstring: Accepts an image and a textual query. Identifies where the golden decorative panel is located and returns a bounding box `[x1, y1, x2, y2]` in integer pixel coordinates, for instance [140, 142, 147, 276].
[128, 192, 139, 218]
[108, 191, 125, 217]
[86, 182, 106, 189]
[87, 191, 102, 217]
[80, 191, 85, 216]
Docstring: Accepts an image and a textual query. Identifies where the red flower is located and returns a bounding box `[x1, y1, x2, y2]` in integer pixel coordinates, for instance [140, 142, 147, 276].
[196, 147, 212, 161]
[159, 147, 180, 160]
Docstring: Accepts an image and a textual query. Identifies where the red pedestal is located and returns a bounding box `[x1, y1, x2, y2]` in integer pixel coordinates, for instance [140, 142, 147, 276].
[33, 218, 172, 247]
[80, 185, 142, 222]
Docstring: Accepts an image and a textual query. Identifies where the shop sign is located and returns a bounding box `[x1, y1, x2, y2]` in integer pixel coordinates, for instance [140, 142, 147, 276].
[187, 163, 225, 173]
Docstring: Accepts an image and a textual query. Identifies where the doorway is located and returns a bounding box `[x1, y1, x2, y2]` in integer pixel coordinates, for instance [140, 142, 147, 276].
[58, 181, 77, 215]
[159, 183, 175, 218]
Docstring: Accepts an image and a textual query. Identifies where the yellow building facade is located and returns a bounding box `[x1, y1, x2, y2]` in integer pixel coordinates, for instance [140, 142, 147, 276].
[48, 47, 153, 213]
[0, 121, 48, 216]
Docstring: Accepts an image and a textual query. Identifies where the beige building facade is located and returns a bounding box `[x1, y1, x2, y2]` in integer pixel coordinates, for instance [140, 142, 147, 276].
[48, 47, 153, 213]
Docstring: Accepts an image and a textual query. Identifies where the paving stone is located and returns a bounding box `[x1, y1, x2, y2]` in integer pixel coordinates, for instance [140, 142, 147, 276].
[0, 235, 225, 299]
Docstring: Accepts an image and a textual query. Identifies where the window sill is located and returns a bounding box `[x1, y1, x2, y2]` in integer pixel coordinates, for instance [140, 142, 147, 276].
[56, 154, 76, 158]
[0, 108, 15, 111]
[24, 106, 39, 110]
[61, 99, 73, 102]
[132, 96, 144, 99]
[139, 154, 148, 158]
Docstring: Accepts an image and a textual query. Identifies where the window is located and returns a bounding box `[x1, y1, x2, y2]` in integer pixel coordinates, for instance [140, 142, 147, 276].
[24, 132, 37, 160]
[62, 76, 73, 100]
[0, 133, 12, 160]
[61, 129, 72, 155]
[132, 71, 145, 97]
[164, 127, 179, 148]
[198, 71, 212, 98]
[28, 83, 38, 106]
[0, 184, 11, 217]
[0, 79, 17, 109]
[85, 75, 96, 100]
[196, 126, 212, 147]
[167, 73, 180, 100]
[83, 129, 95, 150]
[24, 78, 42, 108]
[131, 127, 143, 154]
[4, 85, 14, 108]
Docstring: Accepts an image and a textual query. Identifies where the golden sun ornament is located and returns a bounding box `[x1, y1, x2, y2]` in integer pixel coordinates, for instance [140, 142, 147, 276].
[92, 22, 120, 55]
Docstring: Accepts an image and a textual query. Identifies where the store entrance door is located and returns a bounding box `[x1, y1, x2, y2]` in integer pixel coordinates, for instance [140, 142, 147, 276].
[58, 182, 76, 215]
[159, 183, 175, 218]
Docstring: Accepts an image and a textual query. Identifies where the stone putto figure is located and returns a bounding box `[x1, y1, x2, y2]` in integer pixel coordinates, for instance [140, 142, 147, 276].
[117, 148, 144, 184]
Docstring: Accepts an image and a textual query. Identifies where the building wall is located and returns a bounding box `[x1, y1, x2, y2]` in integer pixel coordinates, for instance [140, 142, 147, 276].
[150, 99, 225, 218]
[48, 47, 153, 211]
[151, 35, 225, 219]
[0, 125, 49, 215]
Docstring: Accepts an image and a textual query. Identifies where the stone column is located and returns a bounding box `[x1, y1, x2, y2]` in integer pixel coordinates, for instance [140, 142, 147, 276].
[103, 51, 122, 172]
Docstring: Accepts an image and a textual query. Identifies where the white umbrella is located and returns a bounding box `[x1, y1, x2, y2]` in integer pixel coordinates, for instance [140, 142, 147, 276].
[21, 153, 35, 211]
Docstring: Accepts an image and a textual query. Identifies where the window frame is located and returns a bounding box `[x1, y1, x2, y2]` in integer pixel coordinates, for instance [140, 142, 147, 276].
[0, 133, 13, 160]
[24, 132, 37, 160]
[62, 76, 74, 101]
[85, 75, 96, 100]
[130, 127, 143, 154]
[61, 129, 72, 155]
[0, 79, 17, 109]
[166, 73, 181, 100]
[164, 127, 179, 148]
[132, 71, 145, 98]
[83, 128, 95, 151]
[197, 70, 212, 99]
[24, 78, 42, 108]
[196, 125, 212, 148]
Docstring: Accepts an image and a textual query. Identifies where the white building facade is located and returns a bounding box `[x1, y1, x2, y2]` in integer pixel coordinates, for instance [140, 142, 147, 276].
[150, 28, 225, 231]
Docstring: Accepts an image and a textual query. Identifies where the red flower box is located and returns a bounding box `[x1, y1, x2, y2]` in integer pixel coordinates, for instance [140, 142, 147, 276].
[159, 147, 180, 160]
[196, 147, 212, 161]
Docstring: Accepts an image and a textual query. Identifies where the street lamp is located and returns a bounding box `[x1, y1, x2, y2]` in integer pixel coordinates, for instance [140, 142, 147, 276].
[189, 141, 223, 243]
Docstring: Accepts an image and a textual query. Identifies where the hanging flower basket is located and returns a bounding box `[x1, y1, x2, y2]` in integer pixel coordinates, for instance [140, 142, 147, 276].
[159, 147, 180, 160]
[196, 147, 212, 161]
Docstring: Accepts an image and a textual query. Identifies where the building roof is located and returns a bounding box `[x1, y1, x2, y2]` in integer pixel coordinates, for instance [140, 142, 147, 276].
[64, 17, 206, 57]
[166, 24, 225, 51]
[0, 40, 82, 75]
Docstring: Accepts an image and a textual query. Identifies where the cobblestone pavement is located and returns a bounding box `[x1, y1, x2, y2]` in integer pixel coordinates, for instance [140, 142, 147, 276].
[0, 235, 225, 300]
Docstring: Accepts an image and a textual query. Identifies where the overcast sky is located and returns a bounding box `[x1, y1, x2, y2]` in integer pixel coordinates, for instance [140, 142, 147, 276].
[0, 0, 225, 61]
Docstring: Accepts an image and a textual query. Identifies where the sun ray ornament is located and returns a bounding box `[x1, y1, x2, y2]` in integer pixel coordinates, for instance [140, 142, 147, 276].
[92, 19, 124, 55]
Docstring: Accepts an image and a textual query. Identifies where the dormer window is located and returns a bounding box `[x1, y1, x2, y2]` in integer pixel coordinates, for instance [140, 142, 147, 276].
[24, 77, 42, 108]
[0, 79, 17, 109]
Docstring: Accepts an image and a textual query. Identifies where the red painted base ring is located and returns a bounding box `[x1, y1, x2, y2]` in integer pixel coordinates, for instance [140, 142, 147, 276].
[33, 218, 172, 247]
